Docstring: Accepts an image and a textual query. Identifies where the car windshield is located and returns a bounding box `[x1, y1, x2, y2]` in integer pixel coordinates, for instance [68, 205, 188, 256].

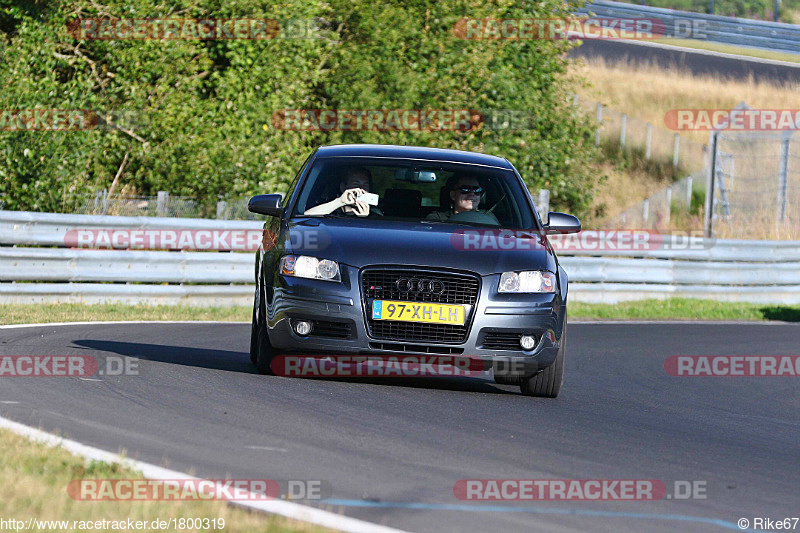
[291, 156, 537, 229]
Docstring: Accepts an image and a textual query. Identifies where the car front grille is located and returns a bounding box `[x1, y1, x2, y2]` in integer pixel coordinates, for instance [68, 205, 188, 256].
[362, 268, 480, 344]
[309, 320, 353, 339]
[368, 342, 464, 355]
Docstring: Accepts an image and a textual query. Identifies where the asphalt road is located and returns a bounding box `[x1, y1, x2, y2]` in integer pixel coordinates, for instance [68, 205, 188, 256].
[569, 39, 800, 85]
[0, 322, 798, 532]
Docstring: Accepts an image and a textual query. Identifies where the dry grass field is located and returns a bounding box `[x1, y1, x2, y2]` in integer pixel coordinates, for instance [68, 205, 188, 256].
[572, 57, 800, 237]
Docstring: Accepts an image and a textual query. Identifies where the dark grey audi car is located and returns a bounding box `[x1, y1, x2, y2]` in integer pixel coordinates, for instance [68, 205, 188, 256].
[248, 144, 580, 397]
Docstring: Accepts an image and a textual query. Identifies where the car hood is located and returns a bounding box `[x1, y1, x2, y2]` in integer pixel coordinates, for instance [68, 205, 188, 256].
[284, 217, 554, 275]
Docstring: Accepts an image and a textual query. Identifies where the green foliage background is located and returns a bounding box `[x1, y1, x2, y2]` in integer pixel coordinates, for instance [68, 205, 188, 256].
[0, 0, 601, 217]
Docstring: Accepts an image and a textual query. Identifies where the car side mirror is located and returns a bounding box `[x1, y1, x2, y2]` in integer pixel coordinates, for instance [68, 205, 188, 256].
[545, 212, 581, 234]
[248, 194, 284, 218]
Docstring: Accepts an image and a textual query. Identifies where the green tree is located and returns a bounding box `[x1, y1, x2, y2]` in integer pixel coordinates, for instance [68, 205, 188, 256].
[0, 0, 601, 217]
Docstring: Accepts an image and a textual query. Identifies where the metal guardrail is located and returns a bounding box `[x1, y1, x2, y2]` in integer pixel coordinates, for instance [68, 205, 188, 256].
[0, 283, 253, 306]
[0, 248, 252, 284]
[2, 246, 796, 286]
[0, 210, 261, 247]
[1, 210, 800, 305]
[559, 256, 800, 284]
[576, 1, 800, 53]
[552, 235, 800, 260]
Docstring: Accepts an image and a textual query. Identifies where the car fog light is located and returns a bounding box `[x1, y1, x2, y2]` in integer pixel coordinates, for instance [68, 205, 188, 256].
[294, 320, 313, 336]
[520, 335, 536, 350]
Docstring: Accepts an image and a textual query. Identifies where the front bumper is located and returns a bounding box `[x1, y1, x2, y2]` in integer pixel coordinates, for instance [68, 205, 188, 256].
[265, 266, 565, 377]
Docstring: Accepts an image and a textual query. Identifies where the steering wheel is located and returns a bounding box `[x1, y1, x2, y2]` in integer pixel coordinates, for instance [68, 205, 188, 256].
[447, 210, 499, 226]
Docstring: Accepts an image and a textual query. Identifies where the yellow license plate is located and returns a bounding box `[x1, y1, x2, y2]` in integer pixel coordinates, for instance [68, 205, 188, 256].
[371, 300, 465, 325]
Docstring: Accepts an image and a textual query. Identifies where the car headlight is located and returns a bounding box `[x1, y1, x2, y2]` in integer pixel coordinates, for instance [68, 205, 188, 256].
[498, 271, 556, 293]
[280, 255, 341, 282]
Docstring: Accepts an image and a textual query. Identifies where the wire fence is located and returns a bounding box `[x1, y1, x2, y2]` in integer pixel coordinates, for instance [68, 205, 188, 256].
[605, 173, 702, 229]
[710, 130, 800, 239]
[576, 94, 708, 179]
[575, 94, 709, 230]
[73, 190, 261, 220]
[577, 96, 800, 238]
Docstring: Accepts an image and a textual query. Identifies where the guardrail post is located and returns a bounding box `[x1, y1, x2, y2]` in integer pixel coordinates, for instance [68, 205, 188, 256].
[686, 177, 693, 209]
[673, 133, 680, 168]
[156, 191, 169, 217]
[642, 199, 650, 224]
[620, 114, 627, 148]
[646, 124, 652, 159]
[538, 189, 550, 218]
[595, 103, 603, 147]
[704, 132, 718, 237]
[216, 200, 229, 220]
[101, 189, 108, 216]
[777, 131, 791, 222]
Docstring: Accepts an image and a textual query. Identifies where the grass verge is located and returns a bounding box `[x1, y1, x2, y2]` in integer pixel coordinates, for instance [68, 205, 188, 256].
[0, 303, 250, 325]
[1, 301, 799, 325]
[0, 428, 329, 532]
[571, 298, 800, 321]
[653, 38, 800, 64]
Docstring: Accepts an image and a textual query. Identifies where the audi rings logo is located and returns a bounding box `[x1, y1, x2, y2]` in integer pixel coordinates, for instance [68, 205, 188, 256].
[395, 278, 446, 295]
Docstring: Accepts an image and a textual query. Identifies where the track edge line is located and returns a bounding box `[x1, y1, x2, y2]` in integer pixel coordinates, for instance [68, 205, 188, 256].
[0, 415, 409, 533]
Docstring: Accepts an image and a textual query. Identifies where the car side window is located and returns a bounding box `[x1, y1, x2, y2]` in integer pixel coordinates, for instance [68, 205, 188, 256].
[282, 151, 315, 209]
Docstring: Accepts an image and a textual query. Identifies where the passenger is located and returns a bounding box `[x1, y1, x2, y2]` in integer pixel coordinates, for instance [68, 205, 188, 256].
[304, 167, 381, 217]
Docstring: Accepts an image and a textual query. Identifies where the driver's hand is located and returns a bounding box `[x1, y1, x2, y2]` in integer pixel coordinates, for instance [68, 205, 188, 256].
[340, 188, 366, 206]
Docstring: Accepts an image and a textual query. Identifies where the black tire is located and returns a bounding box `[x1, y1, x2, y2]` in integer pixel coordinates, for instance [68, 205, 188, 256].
[255, 321, 276, 375]
[249, 302, 258, 364]
[520, 322, 566, 398]
[494, 375, 523, 386]
[251, 283, 276, 375]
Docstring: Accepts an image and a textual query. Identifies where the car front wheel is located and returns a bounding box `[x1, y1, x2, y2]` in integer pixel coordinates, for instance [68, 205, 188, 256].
[520, 322, 566, 398]
[250, 301, 259, 364]
[255, 321, 276, 375]
[251, 285, 276, 375]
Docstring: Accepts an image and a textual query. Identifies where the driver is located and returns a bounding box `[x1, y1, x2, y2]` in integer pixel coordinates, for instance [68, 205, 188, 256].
[304, 167, 381, 217]
[426, 174, 499, 223]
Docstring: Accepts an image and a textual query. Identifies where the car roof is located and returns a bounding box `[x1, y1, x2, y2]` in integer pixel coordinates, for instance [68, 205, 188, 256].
[315, 144, 514, 169]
